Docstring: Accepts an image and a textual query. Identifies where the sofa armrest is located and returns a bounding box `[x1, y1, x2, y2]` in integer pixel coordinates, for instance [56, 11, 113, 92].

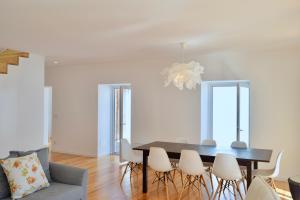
[49, 162, 88, 200]
[49, 162, 88, 187]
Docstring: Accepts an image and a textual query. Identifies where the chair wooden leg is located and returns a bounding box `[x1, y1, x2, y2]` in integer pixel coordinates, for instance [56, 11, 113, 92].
[209, 170, 214, 190]
[129, 162, 133, 182]
[232, 181, 237, 199]
[180, 170, 184, 186]
[234, 180, 243, 200]
[179, 176, 189, 200]
[218, 179, 224, 200]
[223, 180, 228, 193]
[164, 173, 169, 200]
[271, 178, 277, 191]
[212, 180, 221, 200]
[120, 163, 129, 184]
[241, 179, 246, 194]
[157, 172, 161, 190]
[201, 175, 211, 200]
[173, 169, 176, 180]
[167, 171, 178, 193]
[197, 176, 203, 198]
[242, 170, 247, 193]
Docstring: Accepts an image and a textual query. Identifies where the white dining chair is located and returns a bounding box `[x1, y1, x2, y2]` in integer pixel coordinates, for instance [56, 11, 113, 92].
[178, 150, 210, 200]
[169, 138, 188, 185]
[148, 147, 176, 199]
[252, 151, 283, 190]
[245, 176, 280, 200]
[212, 153, 244, 200]
[201, 139, 217, 190]
[231, 141, 247, 149]
[120, 139, 143, 184]
[201, 139, 217, 147]
[231, 141, 248, 192]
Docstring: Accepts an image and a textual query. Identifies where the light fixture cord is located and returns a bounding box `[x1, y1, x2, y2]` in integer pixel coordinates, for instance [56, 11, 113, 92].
[180, 42, 186, 63]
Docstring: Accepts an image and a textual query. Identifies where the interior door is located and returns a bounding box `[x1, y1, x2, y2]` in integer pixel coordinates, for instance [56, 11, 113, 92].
[118, 86, 132, 161]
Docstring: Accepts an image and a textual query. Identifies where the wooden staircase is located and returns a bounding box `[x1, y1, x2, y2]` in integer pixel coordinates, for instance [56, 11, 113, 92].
[0, 49, 29, 74]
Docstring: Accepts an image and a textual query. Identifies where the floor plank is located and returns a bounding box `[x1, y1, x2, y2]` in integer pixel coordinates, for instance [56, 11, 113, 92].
[50, 152, 292, 200]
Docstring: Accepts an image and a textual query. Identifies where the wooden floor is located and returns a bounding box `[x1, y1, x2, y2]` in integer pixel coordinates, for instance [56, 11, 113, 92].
[51, 152, 292, 200]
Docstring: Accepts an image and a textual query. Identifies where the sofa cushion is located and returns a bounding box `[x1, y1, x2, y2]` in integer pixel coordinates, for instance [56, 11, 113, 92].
[5, 182, 83, 200]
[0, 164, 10, 199]
[0, 155, 17, 199]
[10, 147, 51, 182]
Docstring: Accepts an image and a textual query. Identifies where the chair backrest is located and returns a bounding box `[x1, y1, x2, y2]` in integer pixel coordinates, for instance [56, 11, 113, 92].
[245, 176, 280, 200]
[201, 139, 217, 147]
[179, 150, 205, 176]
[175, 138, 188, 143]
[271, 151, 283, 178]
[212, 153, 242, 180]
[148, 147, 172, 172]
[231, 141, 247, 149]
[121, 138, 131, 161]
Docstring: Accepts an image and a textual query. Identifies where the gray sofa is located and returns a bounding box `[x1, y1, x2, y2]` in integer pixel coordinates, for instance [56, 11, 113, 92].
[0, 148, 88, 200]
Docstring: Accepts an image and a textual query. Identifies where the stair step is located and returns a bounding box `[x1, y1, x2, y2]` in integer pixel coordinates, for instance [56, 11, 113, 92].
[0, 63, 8, 74]
[0, 49, 29, 58]
[0, 56, 19, 65]
[0, 49, 29, 75]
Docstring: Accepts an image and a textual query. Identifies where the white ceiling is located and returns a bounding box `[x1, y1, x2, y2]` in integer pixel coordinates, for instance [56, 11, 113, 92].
[1, 0, 300, 66]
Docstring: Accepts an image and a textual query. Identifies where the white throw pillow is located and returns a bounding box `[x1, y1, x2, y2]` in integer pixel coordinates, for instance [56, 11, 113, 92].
[0, 152, 50, 199]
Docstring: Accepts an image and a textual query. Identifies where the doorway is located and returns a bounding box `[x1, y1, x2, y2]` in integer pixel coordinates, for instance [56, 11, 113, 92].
[98, 84, 132, 158]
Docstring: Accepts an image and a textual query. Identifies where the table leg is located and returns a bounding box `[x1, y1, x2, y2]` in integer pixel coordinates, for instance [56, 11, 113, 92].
[142, 150, 148, 193]
[246, 161, 252, 189]
[254, 161, 258, 170]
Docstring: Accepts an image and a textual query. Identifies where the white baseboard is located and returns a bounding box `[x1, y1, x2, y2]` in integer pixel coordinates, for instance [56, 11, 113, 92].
[51, 149, 97, 158]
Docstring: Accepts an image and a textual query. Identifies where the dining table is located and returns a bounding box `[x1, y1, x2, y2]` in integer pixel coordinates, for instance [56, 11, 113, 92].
[133, 141, 273, 193]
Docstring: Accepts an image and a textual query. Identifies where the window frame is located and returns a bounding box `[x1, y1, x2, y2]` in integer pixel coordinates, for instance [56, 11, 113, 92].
[202, 80, 251, 147]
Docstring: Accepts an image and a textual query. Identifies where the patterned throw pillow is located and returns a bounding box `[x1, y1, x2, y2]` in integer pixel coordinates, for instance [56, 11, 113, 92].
[0, 153, 49, 199]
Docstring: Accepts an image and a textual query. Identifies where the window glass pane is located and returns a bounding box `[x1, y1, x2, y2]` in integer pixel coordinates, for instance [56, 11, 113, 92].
[212, 86, 237, 147]
[122, 88, 131, 142]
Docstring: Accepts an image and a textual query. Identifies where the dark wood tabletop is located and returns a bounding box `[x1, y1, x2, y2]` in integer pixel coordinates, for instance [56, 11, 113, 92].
[133, 141, 273, 193]
[133, 141, 272, 162]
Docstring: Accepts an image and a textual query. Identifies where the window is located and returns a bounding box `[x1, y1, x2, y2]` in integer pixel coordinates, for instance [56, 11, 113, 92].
[201, 80, 250, 147]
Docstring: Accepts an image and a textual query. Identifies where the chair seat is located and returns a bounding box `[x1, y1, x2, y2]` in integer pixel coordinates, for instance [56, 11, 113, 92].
[253, 168, 274, 178]
[3, 182, 83, 200]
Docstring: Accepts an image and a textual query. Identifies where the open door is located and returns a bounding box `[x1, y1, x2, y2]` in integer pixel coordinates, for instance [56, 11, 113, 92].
[111, 86, 132, 161]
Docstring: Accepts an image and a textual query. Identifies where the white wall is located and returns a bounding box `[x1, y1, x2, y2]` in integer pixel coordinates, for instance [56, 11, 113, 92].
[198, 47, 300, 179]
[0, 54, 45, 157]
[44, 87, 52, 146]
[46, 60, 200, 157]
[45, 46, 300, 179]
